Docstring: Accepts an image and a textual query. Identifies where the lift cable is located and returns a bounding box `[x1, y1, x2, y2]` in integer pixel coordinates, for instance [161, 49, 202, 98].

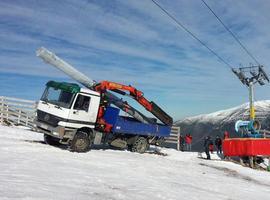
[150, 0, 233, 69]
[200, 0, 260, 66]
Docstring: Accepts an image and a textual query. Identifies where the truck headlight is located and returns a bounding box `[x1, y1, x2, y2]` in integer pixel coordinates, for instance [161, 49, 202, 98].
[52, 131, 59, 136]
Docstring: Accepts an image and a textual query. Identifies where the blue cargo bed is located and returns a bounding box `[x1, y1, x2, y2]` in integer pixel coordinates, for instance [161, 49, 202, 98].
[113, 116, 171, 136]
[104, 106, 171, 137]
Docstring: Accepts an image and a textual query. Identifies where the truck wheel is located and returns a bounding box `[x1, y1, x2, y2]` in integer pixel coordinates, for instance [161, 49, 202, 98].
[44, 134, 60, 146]
[70, 131, 91, 152]
[127, 144, 132, 151]
[131, 137, 149, 153]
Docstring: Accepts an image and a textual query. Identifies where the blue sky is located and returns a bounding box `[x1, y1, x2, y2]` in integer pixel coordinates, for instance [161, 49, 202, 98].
[1, 0, 270, 120]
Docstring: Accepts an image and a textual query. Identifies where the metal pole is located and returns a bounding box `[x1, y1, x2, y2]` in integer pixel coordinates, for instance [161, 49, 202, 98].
[177, 127, 180, 151]
[249, 82, 255, 120]
[268, 157, 270, 171]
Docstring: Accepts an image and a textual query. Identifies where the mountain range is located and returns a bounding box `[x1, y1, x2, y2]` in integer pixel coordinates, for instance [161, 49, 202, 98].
[174, 100, 270, 151]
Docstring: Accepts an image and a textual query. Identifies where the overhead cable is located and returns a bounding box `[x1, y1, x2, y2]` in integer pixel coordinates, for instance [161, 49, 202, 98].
[151, 0, 233, 68]
[200, 0, 260, 65]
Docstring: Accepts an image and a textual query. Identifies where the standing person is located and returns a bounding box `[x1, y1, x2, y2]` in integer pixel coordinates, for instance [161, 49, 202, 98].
[215, 135, 222, 154]
[185, 134, 193, 151]
[179, 135, 185, 151]
[204, 136, 213, 160]
[224, 131, 230, 139]
[209, 142, 214, 154]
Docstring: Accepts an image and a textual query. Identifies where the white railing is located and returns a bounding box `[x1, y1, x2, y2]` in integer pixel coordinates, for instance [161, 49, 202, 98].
[0, 96, 36, 129]
[165, 126, 181, 150]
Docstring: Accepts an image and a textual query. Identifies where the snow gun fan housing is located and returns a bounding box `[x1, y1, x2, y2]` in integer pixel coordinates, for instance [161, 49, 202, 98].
[235, 120, 262, 138]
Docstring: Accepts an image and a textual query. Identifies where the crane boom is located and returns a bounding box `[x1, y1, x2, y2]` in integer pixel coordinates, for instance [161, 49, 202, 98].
[36, 47, 153, 124]
[94, 81, 173, 126]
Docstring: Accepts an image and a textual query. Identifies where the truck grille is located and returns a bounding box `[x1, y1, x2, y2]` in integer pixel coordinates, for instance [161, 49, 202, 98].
[37, 110, 62, 127]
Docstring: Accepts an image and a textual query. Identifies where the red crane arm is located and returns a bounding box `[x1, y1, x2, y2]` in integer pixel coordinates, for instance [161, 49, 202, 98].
[94, 81, 152, 111]
[94, 81, 173, 126]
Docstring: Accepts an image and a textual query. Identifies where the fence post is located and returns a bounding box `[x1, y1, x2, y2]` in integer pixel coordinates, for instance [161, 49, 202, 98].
[18, 109, 22, 125]
[26, 114, 29, 126]
[4, 97, 8, 123]
[0, 97, 3, 125]
[6, 104, 9, 122]
[249, 156, 254, 168]
[177, 127, 180, 151]
[267, 157, 270, 172]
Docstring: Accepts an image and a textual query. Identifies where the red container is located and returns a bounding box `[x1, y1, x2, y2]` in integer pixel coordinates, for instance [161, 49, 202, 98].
[223, 138, 270, 156]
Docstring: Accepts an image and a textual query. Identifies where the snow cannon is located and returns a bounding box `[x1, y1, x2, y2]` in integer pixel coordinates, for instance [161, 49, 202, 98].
[235, 120, 262, 138]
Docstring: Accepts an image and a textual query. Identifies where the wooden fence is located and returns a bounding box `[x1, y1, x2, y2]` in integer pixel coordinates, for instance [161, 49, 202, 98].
[164, 126, 181, 150]
[0, 96, 181, 150]
[0, 96, 36, 129]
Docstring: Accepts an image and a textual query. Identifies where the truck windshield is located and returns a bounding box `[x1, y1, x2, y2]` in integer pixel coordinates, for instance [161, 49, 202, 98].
[41, 87, 74, 108]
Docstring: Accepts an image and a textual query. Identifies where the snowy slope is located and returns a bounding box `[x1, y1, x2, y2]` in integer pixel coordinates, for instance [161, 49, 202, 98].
[0, 125, 270, 200]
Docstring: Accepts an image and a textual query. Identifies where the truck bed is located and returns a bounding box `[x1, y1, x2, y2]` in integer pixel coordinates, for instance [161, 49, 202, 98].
[104, 106, 171, 137]
[113, 116, 171, 137]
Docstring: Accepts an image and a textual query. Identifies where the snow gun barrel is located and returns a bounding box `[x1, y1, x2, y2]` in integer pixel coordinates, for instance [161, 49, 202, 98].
[36, 47, 152, 124]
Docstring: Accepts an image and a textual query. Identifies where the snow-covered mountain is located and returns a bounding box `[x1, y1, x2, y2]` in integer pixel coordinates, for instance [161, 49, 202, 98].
[175, 100, 270, 151]
[1, 125, 270, 200]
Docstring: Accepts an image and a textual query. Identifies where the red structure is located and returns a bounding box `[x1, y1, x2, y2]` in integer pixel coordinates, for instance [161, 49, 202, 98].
[94, 81, 173, 126]
[223, 138, 270, 156]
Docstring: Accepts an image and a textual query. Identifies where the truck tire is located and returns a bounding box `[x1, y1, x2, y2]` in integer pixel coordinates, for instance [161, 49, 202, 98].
[44, 134, 60, 146]
[131, 137, 149, 154]
[127, 144, 132, 151]
[70, 131, 91, 152]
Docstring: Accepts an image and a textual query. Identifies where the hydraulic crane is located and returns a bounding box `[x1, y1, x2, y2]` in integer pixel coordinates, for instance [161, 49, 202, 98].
[94, 81, 173, 126]
[36, 47, 154, 125]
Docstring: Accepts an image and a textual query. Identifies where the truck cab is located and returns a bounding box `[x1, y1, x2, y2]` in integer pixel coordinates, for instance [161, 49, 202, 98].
[35, 81, 100, 147]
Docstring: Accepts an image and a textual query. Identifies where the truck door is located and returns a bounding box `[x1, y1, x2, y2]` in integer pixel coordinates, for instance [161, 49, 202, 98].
[68, 93, 97, 126]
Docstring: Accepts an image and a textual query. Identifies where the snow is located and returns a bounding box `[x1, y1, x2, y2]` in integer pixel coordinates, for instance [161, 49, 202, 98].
[179, 100, 270, 124]
[0, 125, 270, 200]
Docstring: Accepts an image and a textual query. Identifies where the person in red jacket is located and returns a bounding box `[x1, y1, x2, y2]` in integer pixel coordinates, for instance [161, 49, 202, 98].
[224, 131, 230, 139]
[209, 143, 214, 154]
[185, 134, 193, 151]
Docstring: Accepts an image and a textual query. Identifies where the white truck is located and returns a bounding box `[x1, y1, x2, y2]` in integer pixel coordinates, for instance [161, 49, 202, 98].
[35, 48, 173, 153]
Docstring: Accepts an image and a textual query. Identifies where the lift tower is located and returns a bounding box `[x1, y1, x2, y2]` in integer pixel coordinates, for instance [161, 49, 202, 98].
[232, 65, 269, 136]
[222, 66, 270, 165]
[232, 65, 269, 121]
